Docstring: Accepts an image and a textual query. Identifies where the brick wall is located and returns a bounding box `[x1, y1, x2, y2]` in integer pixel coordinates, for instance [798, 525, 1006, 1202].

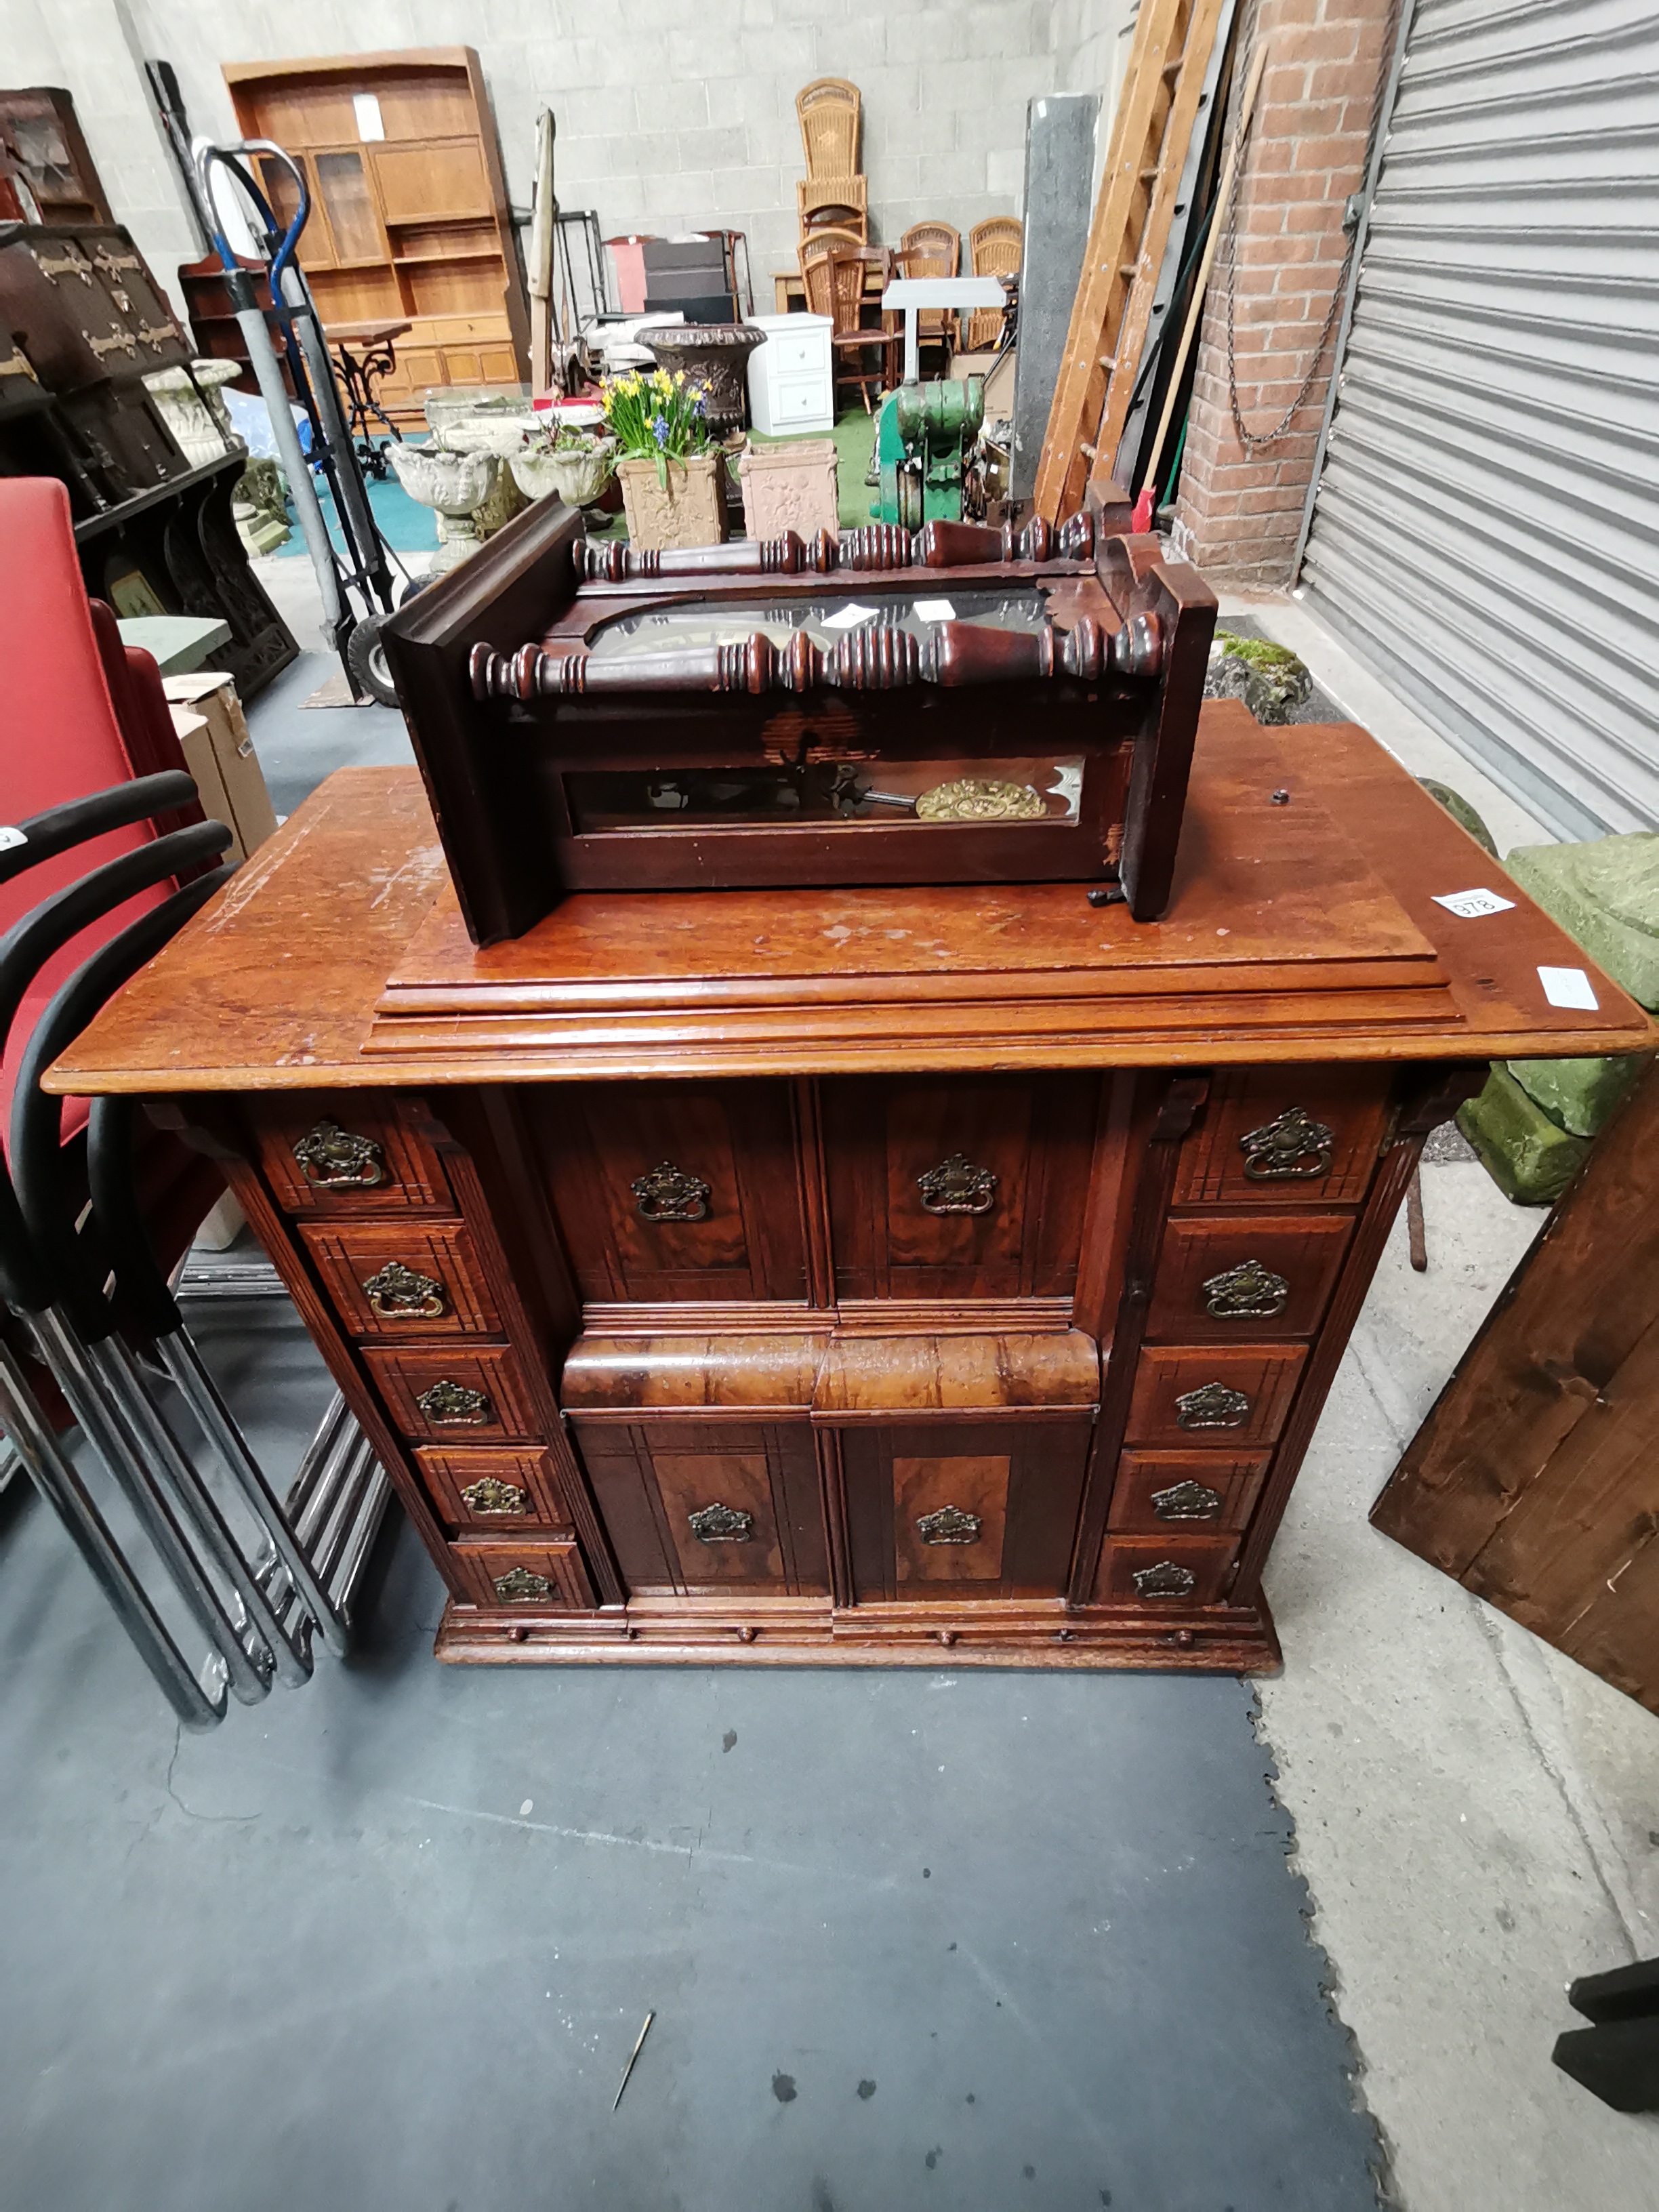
[1170, 0, 1395, 588]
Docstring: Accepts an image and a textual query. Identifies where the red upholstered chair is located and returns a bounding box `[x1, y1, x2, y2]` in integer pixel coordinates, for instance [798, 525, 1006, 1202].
[0, 478, 222, 1277]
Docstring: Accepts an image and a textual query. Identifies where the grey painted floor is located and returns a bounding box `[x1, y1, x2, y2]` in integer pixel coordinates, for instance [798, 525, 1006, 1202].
[0, 1305, 1381, 2212]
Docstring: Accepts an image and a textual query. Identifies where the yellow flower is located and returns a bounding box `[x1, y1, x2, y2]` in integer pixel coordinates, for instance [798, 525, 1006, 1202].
[674, 369, 686, 386]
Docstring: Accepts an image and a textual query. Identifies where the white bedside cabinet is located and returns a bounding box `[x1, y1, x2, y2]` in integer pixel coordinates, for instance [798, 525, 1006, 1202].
[745, 313, 835, 435]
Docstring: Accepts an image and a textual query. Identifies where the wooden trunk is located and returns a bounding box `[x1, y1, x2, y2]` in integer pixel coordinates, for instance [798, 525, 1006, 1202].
[1372, 1059, 1659, 1713]
[45, 705, 1654, 1672]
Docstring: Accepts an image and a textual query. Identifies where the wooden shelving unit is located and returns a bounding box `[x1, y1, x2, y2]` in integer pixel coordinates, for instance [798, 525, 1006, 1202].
[222, 47, 530, 422]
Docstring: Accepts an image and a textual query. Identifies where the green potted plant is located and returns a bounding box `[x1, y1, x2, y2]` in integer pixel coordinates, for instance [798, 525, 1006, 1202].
[509, 421, 618, 510]
[600, 367, 728, 550]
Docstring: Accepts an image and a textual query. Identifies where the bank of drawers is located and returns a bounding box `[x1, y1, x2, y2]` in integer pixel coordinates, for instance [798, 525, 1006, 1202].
[1094, 1065, 1392, 1610]
[250, 1097, 593, 1610]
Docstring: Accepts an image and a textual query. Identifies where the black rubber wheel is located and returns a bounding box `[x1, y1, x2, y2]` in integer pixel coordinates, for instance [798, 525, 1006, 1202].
[346, 613, 400, 708]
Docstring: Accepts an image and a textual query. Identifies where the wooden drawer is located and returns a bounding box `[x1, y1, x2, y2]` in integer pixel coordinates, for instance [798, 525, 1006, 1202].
[299, 1220, 502, 1339]
[840, 1416, 1094, 1601]
[249, 1092, 452, 1216]
[451, 1540, 596, 1612]
[821, 1072, 1100, 1303]
[417, 1446, 569, 1533]
[1092, 1534, 1239, 1607]
[363, 1344, 543, 1442]
[525, 1081, 807, 1305]
[569, 1416, 830, 1597]
[1147, 1214, 1353, 1342]
[1124, 1345, 1306, 1450]
[1174, 1068, 1391, 1210]
[1107, 1450, 1271, 1535]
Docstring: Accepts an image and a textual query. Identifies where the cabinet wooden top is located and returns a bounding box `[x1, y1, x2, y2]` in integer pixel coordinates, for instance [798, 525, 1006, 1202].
[46, 701, 1654, 1094]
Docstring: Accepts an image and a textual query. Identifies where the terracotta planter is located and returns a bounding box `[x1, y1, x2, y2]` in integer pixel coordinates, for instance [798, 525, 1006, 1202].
[616, 452, 729, 551]
[737, 437, 840, 540]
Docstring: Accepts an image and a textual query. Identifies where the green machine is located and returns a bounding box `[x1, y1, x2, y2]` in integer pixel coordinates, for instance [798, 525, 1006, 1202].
[872, 375, 984, 528]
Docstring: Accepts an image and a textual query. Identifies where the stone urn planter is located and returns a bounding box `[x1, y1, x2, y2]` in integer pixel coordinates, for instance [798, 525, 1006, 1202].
[638, 325, 765, 436]
[387, 444, 499, 571]
[509, 440, 617, 508]
[737, 437, 840, 540]
[616, 452, 729, 551]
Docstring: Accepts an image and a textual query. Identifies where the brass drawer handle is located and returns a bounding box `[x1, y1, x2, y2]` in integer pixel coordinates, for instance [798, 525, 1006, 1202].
[462, 1477, 528, 1516]
[916, 1153, 998, 1216]
[917, 1505, 982, 1544]
[362, 1260, 446, 1319]
[416, 1378, 492, 1426]
[1174, 1381, 1252, 1430]
[689, 1502, 754, 1542]
[632, 1160, 712, 1223]
[493, 1566, 551, 1601]
[293, 1117, 388, 1189]
[1151, 1479, 1224, 1522]
[1132, 1560, 1197, 1599]
[1240, 1105, 1334, 1181]
[1202, 1258, 1290, 1319]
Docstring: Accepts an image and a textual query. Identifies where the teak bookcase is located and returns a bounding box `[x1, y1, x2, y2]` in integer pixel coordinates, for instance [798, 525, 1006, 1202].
[222, 47, 529, 420]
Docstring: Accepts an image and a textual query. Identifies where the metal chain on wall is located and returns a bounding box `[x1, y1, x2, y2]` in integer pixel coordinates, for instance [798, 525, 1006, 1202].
[1223, 0, 1404, 454]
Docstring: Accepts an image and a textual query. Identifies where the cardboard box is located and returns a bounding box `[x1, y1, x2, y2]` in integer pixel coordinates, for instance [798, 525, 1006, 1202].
[161, 673, 279, 863]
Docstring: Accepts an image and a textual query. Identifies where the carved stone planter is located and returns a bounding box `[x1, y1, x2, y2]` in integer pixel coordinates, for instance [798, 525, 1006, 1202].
[638, 325, 765, 436]
[737, 437, 840, 540]
[616, 453, 729, 552]
[387, 443, 499, 571]
[509, 441, 618, 508]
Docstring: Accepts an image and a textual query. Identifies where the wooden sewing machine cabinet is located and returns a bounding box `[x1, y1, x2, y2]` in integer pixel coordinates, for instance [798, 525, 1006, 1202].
[49, 661, 1650, 1667]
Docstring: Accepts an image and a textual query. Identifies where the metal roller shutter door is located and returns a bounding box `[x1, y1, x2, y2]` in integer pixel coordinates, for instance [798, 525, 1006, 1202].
[1300, 0, 1659, 840]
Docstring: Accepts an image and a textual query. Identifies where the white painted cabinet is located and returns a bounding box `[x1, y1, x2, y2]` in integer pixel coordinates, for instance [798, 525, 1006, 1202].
[745, 314, 834, 435]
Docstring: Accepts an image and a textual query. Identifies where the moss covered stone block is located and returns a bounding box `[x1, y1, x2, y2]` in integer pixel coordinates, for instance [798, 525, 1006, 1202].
[1506, 1052, 1650, 1139]
[1457, 1064, 1591, 1206]
[1504, 834, 1659, 1010]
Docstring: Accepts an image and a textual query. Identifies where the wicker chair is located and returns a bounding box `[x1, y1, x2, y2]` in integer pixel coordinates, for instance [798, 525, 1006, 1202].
[796, 78, 861, 177]
[965, 216, 1023, 350]
[798, 174, 867, 245]
[801, 241, 901, 414]
[897, 220, 962, 367]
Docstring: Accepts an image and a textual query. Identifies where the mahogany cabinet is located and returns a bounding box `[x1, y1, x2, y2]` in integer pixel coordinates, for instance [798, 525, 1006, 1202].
[46, 708, 1655, 1671]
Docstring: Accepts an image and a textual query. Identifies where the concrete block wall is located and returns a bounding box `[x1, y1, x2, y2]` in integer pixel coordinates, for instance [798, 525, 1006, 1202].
[1170, 0, 1393, 587]
[106, 0, 1124, 289]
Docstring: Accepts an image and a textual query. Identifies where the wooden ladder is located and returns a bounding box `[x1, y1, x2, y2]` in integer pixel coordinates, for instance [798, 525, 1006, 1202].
[1034, 0, 1227, 524]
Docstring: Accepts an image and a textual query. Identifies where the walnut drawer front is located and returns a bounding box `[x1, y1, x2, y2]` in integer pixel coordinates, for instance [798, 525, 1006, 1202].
[249, 1093, 453, 1216]
[1174, 1068, 1391, 1210]
[840, 1416, 1094, 1602]
[298, 1221, 502, 1338]
[451, 1540, 596, 1612]
[417, 1446, 570, 1533]
[1092, 1534, 1239, 1607]
[363, 1345, 543, 1443]
[821, 1073, 1099, 1303]
[1124, 1345, 1307, 1450]
[1107, 1450, 1271, 1535]
[1146, 1214, 1353, 1343]
[568, 1416, 830, 1597]
[523, 1080, 806, 1304]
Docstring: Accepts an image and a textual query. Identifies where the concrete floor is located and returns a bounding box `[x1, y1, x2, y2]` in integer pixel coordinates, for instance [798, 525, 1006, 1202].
[0, 1304, 1382, 2212]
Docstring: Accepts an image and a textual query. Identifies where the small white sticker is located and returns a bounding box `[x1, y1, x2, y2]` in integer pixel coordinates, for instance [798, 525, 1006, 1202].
[821, 602, 878, 630]
[1539, 965, 1599, 1010]
[913, 598, 956, 621]
[1432, 887, 1515, 919]
[353, 92, 385, 141]
[0, 825, 26, 852]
